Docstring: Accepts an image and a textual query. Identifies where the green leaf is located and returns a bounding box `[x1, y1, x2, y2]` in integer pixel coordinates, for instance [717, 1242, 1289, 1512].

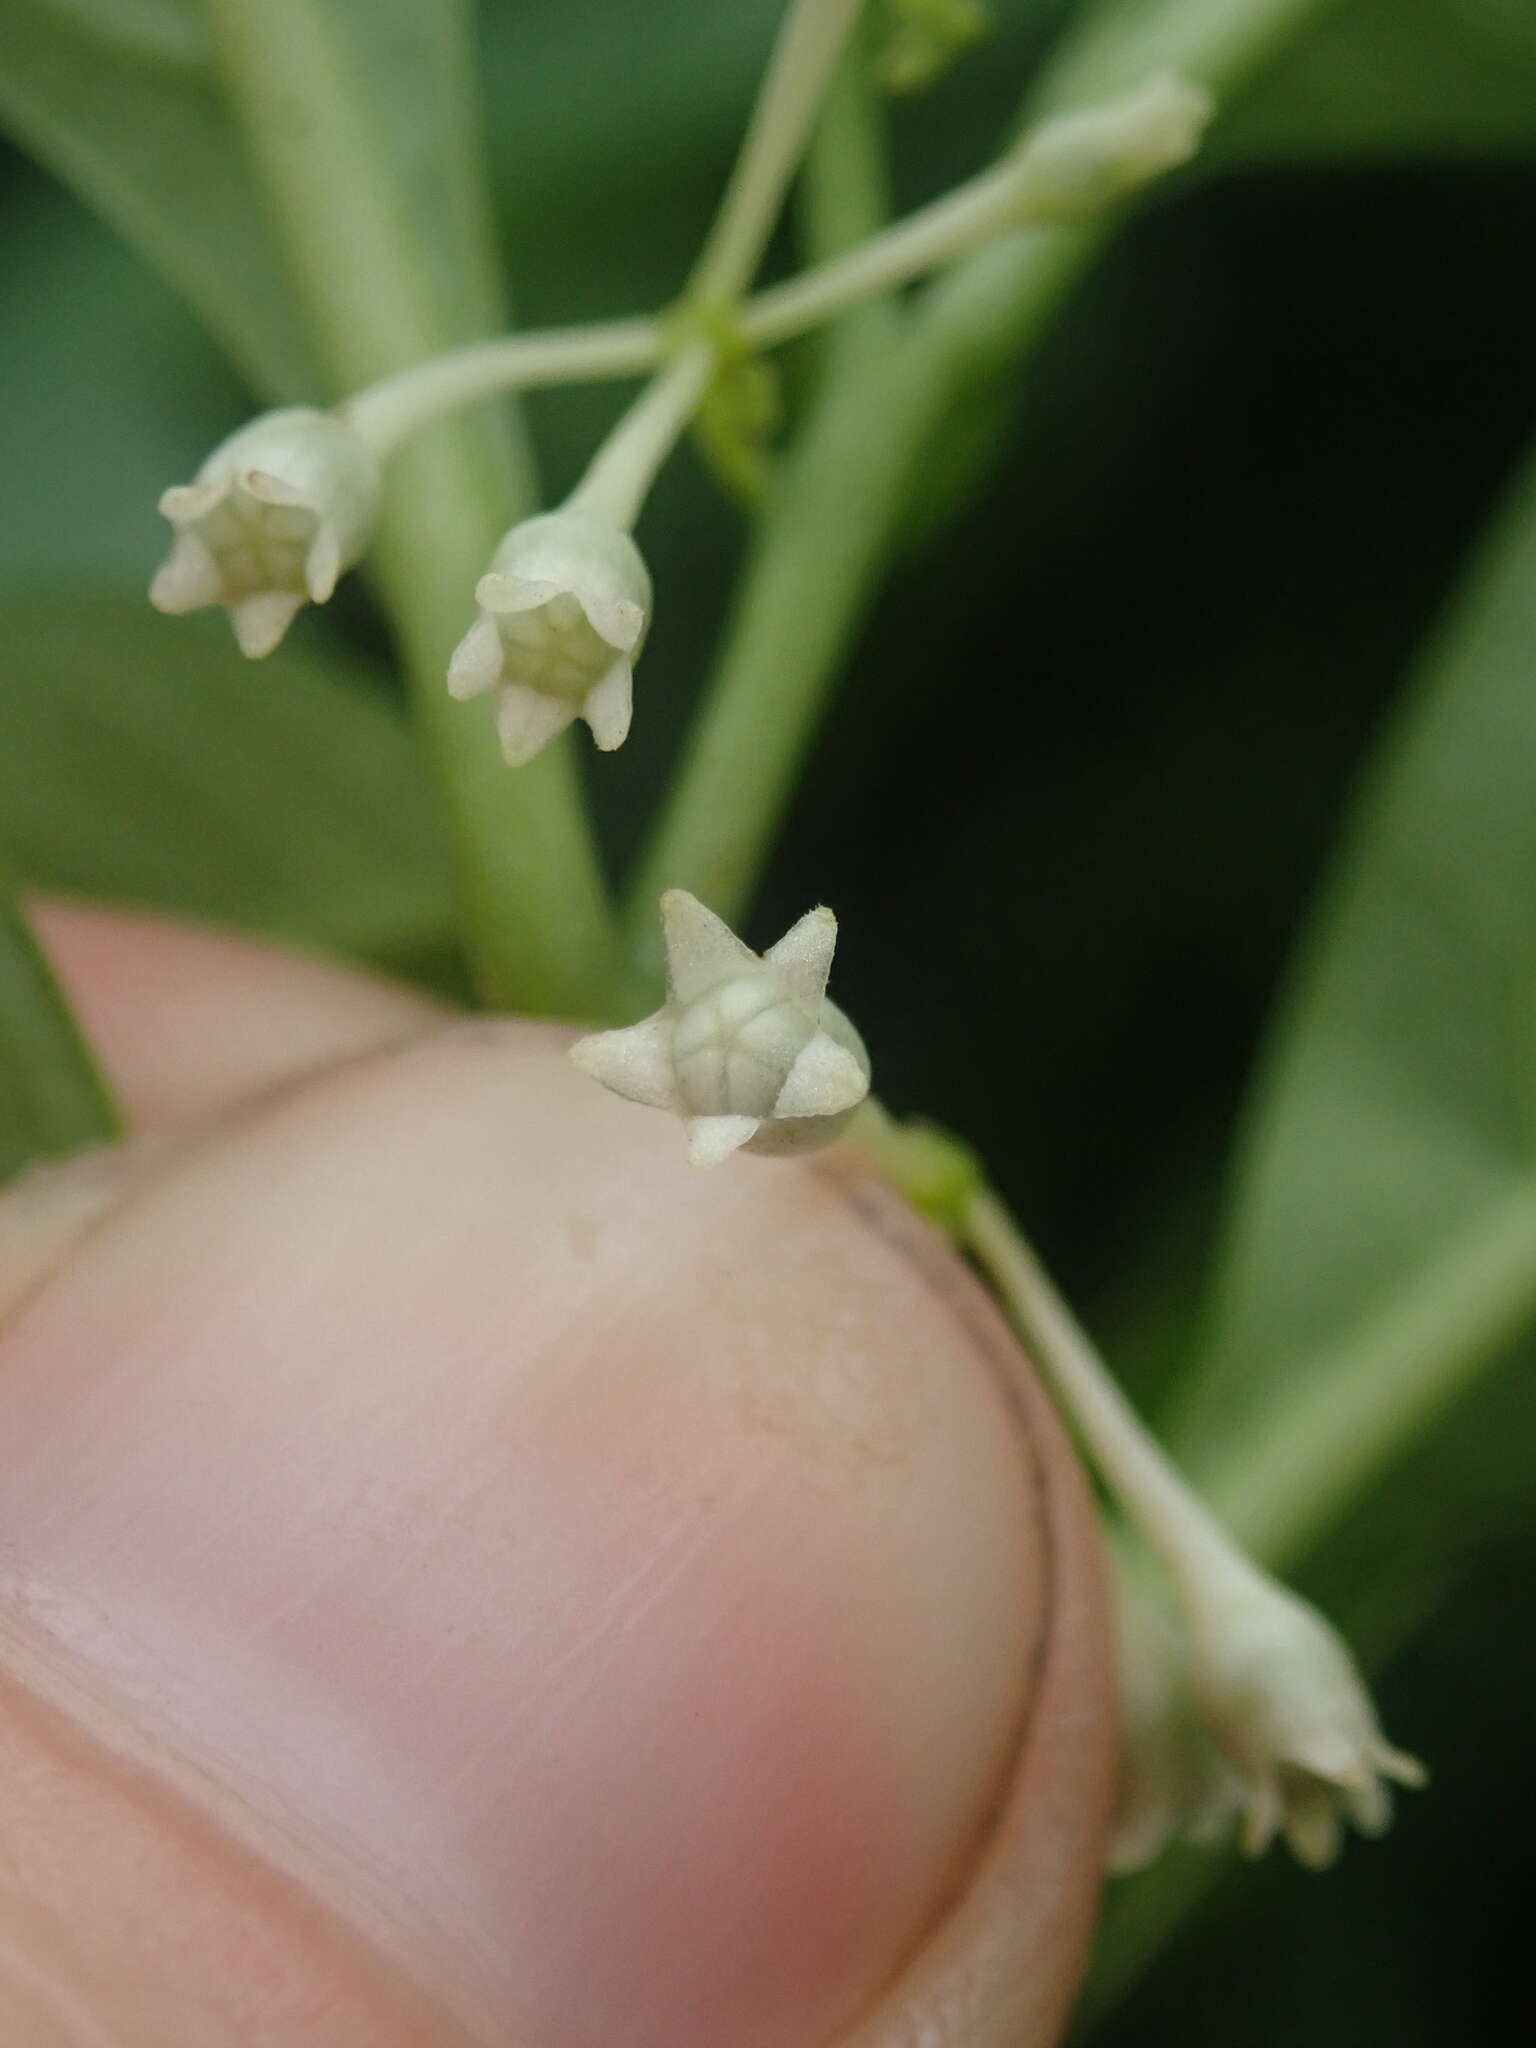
[0, 600, 457, 979]
[0, 858, 120, 1182]
[0, 0, 318, 397]
[1167, 443, 1536, 1562]
[1217, 0, 1536, 164]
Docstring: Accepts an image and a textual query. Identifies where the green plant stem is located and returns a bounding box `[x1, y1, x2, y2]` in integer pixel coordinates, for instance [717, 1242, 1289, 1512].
[687, 0, 867, 309]
[623, 229, 1086, 961]
[625, 0, 1337, 950]
[740, 156, 1029, 348]
[341, 316, 665, 456]
[566, 346, 715, 531]
[966, 1187, 1257, 1600]
[199, 0, 621, 1018]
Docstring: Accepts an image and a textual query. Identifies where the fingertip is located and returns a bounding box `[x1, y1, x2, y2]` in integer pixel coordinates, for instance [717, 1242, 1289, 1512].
[30, 897, 443, 1127]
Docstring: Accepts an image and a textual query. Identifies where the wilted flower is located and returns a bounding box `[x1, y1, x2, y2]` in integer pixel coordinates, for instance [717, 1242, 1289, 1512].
[1185, 1554, 1426, 1869]
[447, 508, 651, 766]
[1011, 72, 1214, 223]
[151, 407, 381, 657]
[571, 890, 871, 1167]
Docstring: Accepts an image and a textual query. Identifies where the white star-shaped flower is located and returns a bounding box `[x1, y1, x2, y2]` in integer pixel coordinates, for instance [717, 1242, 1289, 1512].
[571, 890, 871, 1166]
[447, 509, 651, 766]
[150, 408, 381, 657]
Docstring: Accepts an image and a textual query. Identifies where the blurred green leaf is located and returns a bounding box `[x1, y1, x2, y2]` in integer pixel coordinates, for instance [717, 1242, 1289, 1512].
[0, 858, 120, 1181]
[0, 178, 242, 596]
[1168, 441, 1536, 1543]
[0, 0, 318, 396]
[0, 601, 456, 975]
[1218, 0, 1536, 164]
[198, 0, 521, 395]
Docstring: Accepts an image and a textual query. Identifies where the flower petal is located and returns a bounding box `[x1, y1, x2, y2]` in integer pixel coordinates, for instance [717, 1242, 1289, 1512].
[447, 614, 505, 700]
[773, 1031, 869, 1121]
[685, 1115, 761, 1168]
[231, 591, 305, 660]
[582, 662, 634, 752]
[242, 466, 310, 509]
[764, 907, 837, 1009]
[495, 685, 575, 767]
[1280, 1778, 1342, 1871]
[569, 1013, 677, 1112]
[578, 589, 646, 655]
[158, 480, 227, 523]
[476, 572, 562, 616]
[150, 533, 223, 614]
[305, 524, 343, 604]
[661, 891, 760, 1005]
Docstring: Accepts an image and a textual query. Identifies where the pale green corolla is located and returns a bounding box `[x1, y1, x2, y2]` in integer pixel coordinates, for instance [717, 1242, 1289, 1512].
[571, 890, 870, 1167]
[150, 408, 381, 658]
[446, 510, 651, 767]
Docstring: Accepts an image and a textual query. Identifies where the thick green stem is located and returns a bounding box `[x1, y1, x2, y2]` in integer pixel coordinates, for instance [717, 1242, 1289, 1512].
[200, 0, 621, 1017]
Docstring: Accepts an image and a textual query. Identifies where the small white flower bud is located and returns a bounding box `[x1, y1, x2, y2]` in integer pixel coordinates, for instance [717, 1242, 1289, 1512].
[446, 509, 651, 767]
[1185, 1556, 1426, 1869]
[570, 890, 871, 1167]
[1011, 72, 1214, 224]
[150, 408, 381, 657]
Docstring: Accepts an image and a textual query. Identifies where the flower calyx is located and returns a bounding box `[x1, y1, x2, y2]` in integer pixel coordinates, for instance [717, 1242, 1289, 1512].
[151, 408, 381, 657]
[571, 890, 871, 1167]
[447, 509, 651, 766]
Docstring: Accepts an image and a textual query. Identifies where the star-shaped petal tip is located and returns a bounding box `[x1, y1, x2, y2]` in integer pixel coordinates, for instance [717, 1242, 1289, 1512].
[571, 891, 872, 1165]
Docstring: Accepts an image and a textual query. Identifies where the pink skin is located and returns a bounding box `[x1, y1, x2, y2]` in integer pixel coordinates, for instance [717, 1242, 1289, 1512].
[0, 902, 1115, 2046]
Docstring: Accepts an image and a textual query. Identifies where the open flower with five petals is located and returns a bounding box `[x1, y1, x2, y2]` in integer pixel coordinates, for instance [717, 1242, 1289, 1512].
[150, 408, 381, 657]
[447, 509, 651, 766]
[571, 891, 871, 1167]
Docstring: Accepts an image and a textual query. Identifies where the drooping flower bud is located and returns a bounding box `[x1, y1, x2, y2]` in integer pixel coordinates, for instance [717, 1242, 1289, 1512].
[1184, 1552, 1427, 1868]
[1011, 72, 1214, 224]
[571, 890, 871, 1167]
[447, 509, 651, 766]
[151, 408, 381, 657]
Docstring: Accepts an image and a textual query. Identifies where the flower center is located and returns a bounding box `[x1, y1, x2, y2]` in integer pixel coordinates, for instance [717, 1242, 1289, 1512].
[494, 592, 618, 703]
[195, 489, 318, 600]
[671, 975, 817, 1118]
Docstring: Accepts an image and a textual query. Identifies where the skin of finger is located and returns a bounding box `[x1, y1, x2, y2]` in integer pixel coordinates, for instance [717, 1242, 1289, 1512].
[31, 896, 443, 1127]
[0, 1669, 464, 2048]
[829, 1175, 1116, 2046]
[0, 922, 1114, 2045]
